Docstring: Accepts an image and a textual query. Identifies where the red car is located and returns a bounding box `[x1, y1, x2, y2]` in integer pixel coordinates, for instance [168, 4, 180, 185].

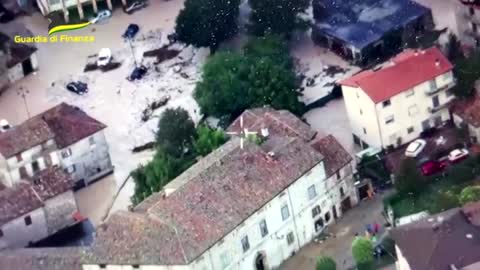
[420, 160, 447, 176]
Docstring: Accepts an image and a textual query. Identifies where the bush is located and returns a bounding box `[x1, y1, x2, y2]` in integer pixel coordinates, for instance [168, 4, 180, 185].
[352, 237, 374, 266]
[316, 256, 336, 270]
[459, 185, 480, 205]
[394, 158, 425, 195]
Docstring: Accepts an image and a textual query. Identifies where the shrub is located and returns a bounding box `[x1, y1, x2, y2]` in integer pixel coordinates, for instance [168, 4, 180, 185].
[316, 256, 336, 270]
[459, 185, 480, 205]
[352, 237, 374, 265]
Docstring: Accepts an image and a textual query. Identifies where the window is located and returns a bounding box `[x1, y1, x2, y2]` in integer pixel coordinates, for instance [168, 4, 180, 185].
[356, 91, 359, 98]
[0, 229, 3, 237]
[408, 105, 419, 116]
[382, 99, 391, 107]
[89, 136, 96, 146]
[442, 72, 452, 82]
[432, 95, 440, 108]
[66, 165, 76, 174]
[31, 161, 40, 173]
[99, 265, 106, 269]
[405, 89, 414, 97]
[132, 265, 140, 269]
[340, 187, 345, 197]
[307, 185, 317, 200]
[363, 127, 367, 135]
[325, 212, 331, 223]
[24, 216, 32, 226]
[429, 80, 437, 91]
[61, 148, 72, 158]
[385, 115, 394, 124]
[446, 88, 453, 97]
[470, 7, 475, 15]
[286, 232, 295, 245]
[359, 109, 363, 115]
[220, 251, 230, 269]
[312, 205, 321, 218]
[259, 219, 268, 237]
[16, 153, 22, 162]
[473, 22, 478, 33]
[241, 236, 250, 252]
[281, 204, 290, 221]
[407, 126, 414, 134]
[336, 171, 341, 180]
[353, 134, 361, 145]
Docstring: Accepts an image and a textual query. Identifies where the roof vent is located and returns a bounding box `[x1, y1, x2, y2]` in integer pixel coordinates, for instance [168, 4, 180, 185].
[435, 59, 440, 67]
[466, 234, 474, 239]
[267, 151, 275, 158]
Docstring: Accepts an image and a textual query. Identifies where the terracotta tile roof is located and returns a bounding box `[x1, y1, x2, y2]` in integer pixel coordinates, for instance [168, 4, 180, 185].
[0, 167, 74, 226]
[0, 103, 106, 158]
[37, 103, 106, 148]
[391, 208, 480, 270]
[451, 96, 480, 128]
[339, 47, 453, 103]
[0, 247, 83, 270]
[310, 134, 352, 177]
[0, 118, 54, 158]
[88, 211, 190, 265]
[91, 137, 324, 265]
[228, 107, 317, 141]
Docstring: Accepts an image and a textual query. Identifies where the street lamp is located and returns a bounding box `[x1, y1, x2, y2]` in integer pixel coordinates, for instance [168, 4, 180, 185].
[16, 87, 31, 118]
[127, 38, 138, 68]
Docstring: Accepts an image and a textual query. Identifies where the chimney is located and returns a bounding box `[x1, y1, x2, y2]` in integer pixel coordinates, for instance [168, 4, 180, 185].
[414, 49, 419, 56]
[261, 128, 269, 138]
[435, 58, 440, 67]
[266, 151, 276, 162]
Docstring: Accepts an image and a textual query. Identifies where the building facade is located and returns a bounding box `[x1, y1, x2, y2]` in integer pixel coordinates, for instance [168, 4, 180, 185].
[453, 0, 480, 48]
[38, 0, 127, 22]
[0, 168, 79, 250]
[451, 95, 480, 144]
[340, 47, 455, 149]
[0, 102, 113, 188]
[0, 109, 360, 270]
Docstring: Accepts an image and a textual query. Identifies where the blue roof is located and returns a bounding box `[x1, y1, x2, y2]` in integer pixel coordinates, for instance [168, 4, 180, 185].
[313, 0, 431, 49]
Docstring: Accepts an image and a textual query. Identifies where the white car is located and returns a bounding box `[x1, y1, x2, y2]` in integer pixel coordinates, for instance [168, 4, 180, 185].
[90, 10, 112, 24]
[97, 48, 112, 67]
[448, 148, 469, 163]
[0, 119, 11, 132]
[405, 139, 427, 157]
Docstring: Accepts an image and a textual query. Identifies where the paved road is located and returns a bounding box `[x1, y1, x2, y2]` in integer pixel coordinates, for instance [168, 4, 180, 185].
[280, 194, 389, 270]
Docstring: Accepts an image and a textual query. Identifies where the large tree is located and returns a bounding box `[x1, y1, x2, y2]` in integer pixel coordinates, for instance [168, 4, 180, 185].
[194, 36, 305, 119]
[248, 0, 309, 37]
[446, 33, 464, 63]
[193, 125, 227, 156]
[175, 0, 240, 49]
[453, 50, 480, 98]
[156, 107, 196, 158]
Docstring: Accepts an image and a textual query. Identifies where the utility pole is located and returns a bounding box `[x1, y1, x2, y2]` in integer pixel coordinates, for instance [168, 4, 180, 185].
[16, 87, 31, 118]
[127, 38, 138, 68]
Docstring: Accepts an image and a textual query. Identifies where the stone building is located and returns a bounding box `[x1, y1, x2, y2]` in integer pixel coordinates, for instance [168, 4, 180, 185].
[0, 167, 79, 250]
[0, 108, 359, 270]
[0, 102, 113, 189]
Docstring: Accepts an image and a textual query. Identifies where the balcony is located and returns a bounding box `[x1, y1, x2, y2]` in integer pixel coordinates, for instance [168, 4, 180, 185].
[425, 81, 456, 96]
[428, 97, 455, 113]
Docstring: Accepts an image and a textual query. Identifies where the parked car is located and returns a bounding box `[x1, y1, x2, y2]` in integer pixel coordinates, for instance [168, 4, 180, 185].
[66, 81, 88, 95]
[97, 48, 112, 67]
[0, 119, 11, 132]
[448, 149, 469, 163]
[124, 0, 148, 14]
[122, 24, 140, 39]
[127, 65, 147, 81]
[420, 160, 447, 176]
[405, 139, 427, 157]
[90, 10, 112, 24]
